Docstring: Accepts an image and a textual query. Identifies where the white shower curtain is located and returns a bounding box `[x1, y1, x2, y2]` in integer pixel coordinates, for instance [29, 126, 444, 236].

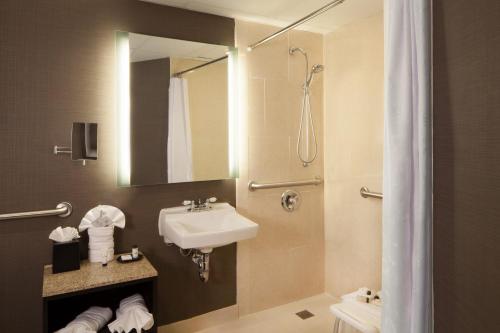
[382, 0, 432, 333]
[168, 77, 193, 183]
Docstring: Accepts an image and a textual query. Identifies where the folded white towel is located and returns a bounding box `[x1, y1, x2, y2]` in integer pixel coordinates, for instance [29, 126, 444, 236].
[88, 239, 114, 250]
[55, 306, 112, 333]
[88, 226, 115, 237]
[108, 294, 154, 333]
[88, 247, 114, 263]
[79, 205, 125, 232]
[79, 206, 124, 263]
[83, 225, 115, 263]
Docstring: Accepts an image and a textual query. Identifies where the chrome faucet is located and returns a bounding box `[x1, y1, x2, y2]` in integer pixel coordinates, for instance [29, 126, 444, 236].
[183, 197, 217, 212]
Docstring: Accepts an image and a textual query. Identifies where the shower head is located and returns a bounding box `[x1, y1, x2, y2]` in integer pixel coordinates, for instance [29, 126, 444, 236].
[312, 64, 324, 74]
[305, 64, 324, 87]
[290, 46, 322, 87]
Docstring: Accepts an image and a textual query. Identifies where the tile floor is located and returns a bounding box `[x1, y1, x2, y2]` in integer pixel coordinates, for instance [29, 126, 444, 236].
[194, 294, 340, 333]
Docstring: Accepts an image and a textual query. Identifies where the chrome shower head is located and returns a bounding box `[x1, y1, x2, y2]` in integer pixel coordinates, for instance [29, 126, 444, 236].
[305, 64, 324, 87]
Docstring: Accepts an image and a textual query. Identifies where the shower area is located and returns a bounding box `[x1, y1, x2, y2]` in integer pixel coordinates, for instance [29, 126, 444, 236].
[234, 2, 384, 327]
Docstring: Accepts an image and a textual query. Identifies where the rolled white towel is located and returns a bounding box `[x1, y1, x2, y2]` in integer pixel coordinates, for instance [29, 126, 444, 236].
[119, 294, 146, 309]
[88, 226, 114, 237]
[87, 226, 115, 263]
[88, 248, 114, 264]
[108, 309, 153, 333]
[108, 294, 154, 333]
[88, 240, 114, 250]
[55, 322, 94, 333]
[55, 306, 112, 333]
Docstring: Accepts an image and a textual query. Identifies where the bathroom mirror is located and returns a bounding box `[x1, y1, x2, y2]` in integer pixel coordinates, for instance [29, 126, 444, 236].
[72, 122, 98, 161]
[116, 32, 238, 187]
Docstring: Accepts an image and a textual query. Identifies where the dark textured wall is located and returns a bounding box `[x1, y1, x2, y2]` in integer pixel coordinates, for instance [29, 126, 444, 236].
[433, 0, 500, 331]
[0, 0, 235, 331]
[131, 58, 170, 186]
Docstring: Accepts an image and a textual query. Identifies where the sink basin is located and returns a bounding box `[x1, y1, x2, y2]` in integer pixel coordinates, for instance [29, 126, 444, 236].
[158, 203, 258, 252]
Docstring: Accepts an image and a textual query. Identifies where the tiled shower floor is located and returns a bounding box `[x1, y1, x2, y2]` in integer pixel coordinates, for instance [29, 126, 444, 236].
[195, 294, 339, 333]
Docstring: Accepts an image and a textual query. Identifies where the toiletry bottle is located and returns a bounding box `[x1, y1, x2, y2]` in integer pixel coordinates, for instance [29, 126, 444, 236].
[132, 245, 139, 259]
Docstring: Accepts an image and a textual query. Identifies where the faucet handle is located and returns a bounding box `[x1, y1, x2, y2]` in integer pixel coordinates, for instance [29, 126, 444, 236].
[183, 200, 194, 206]
[206, 197, 217, 203]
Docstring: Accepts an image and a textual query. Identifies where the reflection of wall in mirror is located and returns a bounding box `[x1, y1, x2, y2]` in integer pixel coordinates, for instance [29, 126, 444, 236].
[131, 58, 170, 185]
[171, 58, 229, 181]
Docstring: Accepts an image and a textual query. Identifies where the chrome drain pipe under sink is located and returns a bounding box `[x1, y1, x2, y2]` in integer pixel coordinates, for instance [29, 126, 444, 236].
[192, 250, 211, 282]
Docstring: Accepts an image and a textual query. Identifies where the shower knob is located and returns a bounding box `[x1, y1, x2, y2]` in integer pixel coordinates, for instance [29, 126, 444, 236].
[281, 190, 300, 212]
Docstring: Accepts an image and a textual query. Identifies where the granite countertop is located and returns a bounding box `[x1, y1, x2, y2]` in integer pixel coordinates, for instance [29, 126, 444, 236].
[42, 254, 158, 298]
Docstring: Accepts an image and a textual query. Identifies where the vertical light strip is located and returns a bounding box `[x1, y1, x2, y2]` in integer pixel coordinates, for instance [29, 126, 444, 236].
[227, 48, 239, 178]
[116, 31, 131, 186]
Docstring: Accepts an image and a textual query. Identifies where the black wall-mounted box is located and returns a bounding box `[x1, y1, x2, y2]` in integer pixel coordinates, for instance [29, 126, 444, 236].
[52, 239, 80, 274]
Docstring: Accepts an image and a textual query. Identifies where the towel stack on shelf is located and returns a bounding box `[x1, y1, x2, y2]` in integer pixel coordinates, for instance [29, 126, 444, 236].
[108, 294, 154, 333]
[87, 226, 114, 263]
[55, 294, 154, 333]
[55, 306, 112, 333]
[79, 205, 126, 263]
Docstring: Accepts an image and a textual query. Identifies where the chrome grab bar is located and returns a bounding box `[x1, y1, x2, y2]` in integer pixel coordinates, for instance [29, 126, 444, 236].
[248, 176, 323, 191]
[0, 202, 73, 221]
[360, 187, 383, 199]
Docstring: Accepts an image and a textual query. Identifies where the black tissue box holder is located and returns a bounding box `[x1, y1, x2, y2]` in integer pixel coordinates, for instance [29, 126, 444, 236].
[52, 239, 80, 274]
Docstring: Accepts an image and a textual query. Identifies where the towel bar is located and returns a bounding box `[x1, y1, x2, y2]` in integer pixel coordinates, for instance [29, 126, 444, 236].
[0, 202, 73, 221]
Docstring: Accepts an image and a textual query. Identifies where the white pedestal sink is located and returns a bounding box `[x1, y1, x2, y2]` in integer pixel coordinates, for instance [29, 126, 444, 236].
[158, 202, 258, 252]
[158, 202, 258, 282]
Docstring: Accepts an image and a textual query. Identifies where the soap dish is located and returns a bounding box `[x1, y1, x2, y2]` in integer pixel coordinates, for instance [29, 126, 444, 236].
[117, 253, 143, 264]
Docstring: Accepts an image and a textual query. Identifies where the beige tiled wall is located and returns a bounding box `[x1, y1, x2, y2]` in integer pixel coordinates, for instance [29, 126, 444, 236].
[323, 13, 384, 297]
[235, 20, 325, 315]
[171, 58, 229, 181]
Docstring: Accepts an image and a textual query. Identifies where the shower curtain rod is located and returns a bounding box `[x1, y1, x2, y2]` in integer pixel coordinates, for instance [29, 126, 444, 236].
[247, 0, 346, 51]
[172, 55, 228, 77]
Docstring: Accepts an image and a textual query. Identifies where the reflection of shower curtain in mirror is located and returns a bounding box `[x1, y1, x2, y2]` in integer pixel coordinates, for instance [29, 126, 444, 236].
[168, 77, 193, 183]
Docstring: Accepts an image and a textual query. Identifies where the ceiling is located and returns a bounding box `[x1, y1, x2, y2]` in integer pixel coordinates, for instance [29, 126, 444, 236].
[140, 0, 383, 33]
[129, 33, 228, 62]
